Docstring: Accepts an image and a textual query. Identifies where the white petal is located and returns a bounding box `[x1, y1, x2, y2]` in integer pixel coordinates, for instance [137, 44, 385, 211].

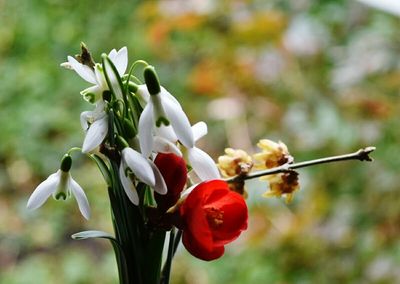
[119, 163, 139, 205]
[191, 121, 208, 142]
[112, 47, 128, 76]
[138, 104, 155, 158]
[153, 136, 182, 157]
[160, 87, 181, 107]
[69, 176, 90, 220]
[108, 49, 117, 60]
[155, 125, 177, 142]
[60, 62, 73, 70]
[27, 171, 60, 210]
[162, 96, 194, 148]
[67, 56, 97, 84]
[82, 116, 108, 153]
[94, 65, 107, 90]
[188, 147, 220, 181]
[122, 148, 155, 187]
[148, 160, 167, 195]
[80, 85, 102, 104]
[80, 111, 91, 131]
[136, 84, 150, 107]
[103, 59, 123, 99]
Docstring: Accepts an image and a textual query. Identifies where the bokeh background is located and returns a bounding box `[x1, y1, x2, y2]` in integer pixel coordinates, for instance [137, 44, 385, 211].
[1, 0, 400, 283]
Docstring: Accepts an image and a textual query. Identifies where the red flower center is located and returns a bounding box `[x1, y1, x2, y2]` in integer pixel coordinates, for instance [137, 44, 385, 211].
[205, 207, 224, 229]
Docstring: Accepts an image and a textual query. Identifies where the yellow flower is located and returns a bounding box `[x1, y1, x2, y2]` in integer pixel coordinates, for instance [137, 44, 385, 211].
[253, 139, 293, 170]
[217, 148, 253, 177]
[253, 139, 299, 203]
[261, 171, 299, 203]
[217, 148, 253, 197]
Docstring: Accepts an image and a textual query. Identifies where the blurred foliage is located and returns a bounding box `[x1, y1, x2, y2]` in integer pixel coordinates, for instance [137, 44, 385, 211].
[1, 0, 400, 283]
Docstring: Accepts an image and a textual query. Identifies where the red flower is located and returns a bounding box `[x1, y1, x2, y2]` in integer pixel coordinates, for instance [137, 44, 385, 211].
[179, 180, 248, 261]
[154, 153, 188, 212]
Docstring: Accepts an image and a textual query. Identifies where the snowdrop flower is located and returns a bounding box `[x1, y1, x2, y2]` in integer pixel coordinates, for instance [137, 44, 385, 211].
[119, 147, 167, 205]
[62, 47, 128, 103]
[187, 121, 220, 181]
[137, 67, 194, 158]
[151, 120, 221, 182]
[80, 100, 108, 153]
[27, 155, 90, 219]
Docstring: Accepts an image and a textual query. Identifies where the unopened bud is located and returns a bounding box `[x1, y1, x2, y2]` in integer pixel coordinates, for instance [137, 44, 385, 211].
[144, 66, 161, 95]
[60, 155, 72, 172]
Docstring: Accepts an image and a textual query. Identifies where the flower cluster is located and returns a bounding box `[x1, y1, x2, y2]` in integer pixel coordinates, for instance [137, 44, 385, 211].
[27, 45, 309, 272]
[26, 45, 374, 283]
[28, 45, 249, 262]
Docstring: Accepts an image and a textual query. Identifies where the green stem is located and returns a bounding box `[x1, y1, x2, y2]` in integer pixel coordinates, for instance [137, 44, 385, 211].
[226, 146, 376, 183]
[160, 228, 175, 284]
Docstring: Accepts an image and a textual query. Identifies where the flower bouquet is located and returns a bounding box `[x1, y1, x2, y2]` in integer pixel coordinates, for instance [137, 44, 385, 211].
[27, 44, 375, 284]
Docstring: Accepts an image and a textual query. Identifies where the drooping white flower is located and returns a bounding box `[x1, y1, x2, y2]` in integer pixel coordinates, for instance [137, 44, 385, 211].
[62, 47, 128, 103]
[27, 168, 90, 220]
[187, 121, 220, 181]
[119, 147, 167, 205]
[80, 100, 108, 153]
[137, 84, 194, 158]
[150, 120, 220, 181]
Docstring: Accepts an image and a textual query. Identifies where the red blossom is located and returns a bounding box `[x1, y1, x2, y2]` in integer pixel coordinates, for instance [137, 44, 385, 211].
[154, 153, 188, 212]
[179, 180, 248, 261]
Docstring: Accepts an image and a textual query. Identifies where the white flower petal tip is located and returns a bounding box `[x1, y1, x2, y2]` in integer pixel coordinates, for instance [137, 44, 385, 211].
[149, 161, 167, 195]
[113, 47, 128, 76]
[82, 116, 108, 153]
[122, 148, 156, 187]
[60, 62, 73, 70]
[69, 178, 91, 220]
[188, 147, 221, 181]
[119, 164, 139, 205]
[153, 137, 182, 157]
[163, 96, 194, 148]
[192, 121, 208, 142]
[27, 172, 60, 210]
[67, 56, 97, 84]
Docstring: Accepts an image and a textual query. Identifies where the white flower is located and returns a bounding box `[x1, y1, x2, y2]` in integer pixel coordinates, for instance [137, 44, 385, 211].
[187, 121, 220, 181]
[62, 47, 128, 103]
[119, 147, 167, 205]
[137, 85, 194, 158]
[27, 170, 90, 220]
[80, 100, 108, 153]
[150, 120, 220, 181]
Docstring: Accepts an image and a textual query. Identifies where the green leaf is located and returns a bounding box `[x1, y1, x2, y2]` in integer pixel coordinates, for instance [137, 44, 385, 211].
[71, 230, 115, 240]
[89, 154, 112, 186]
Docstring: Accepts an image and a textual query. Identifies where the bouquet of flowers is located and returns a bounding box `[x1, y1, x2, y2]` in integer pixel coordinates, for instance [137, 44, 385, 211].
[26, 44, 375, 284]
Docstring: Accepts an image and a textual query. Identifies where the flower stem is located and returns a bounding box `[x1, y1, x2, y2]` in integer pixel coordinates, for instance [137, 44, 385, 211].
[226, 146, 376, 183]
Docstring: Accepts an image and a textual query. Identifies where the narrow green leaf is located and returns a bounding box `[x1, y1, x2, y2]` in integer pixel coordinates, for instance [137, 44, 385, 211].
[90, 154, 111, 186]
[72, 230, 114, 240]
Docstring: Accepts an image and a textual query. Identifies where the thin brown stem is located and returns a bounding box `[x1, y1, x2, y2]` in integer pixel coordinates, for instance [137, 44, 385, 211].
[226, 146, 376, 183]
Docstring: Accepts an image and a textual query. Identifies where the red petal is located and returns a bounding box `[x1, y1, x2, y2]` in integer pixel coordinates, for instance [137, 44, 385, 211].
[154, 153, 187, 211]
[182, 230, 225, 261]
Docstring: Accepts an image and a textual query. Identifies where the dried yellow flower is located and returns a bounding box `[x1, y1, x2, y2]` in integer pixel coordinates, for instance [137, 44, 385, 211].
[261, 171, 299, 203]
[253, 139, 293, 170]
[217, 148, 253, 177]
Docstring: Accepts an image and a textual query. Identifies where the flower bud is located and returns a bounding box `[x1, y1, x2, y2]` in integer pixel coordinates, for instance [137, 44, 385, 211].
[144, 66, 161, 95]
[154, 153, 187, 212]
[60, 154, 72, 172]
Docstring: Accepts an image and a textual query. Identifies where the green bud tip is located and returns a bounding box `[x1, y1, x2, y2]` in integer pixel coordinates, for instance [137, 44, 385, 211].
[103, 90, 112, 102]
[60, 155, 72, 172]
[123, 118, 136, 139]
[116, 135, 129, 150]
[144, 66, 161, 95]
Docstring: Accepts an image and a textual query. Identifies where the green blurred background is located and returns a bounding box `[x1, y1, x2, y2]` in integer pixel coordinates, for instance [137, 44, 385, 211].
[1, 0, 400, 283]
